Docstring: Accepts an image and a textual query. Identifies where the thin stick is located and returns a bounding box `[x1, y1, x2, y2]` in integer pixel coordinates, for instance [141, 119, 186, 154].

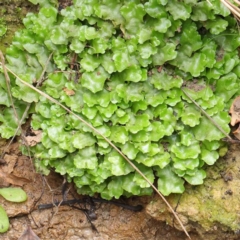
[1, 63, 191, 239]
[221, 0, 240, 19]
[0, 52, 29, 149]
[0, 104, 31, 159]
[38, 198, 143, 212]
[181, 87, 232, 140]
[36, 52, 53, 86]
[206, 0, 213, 6]
[0, 52, 21, 128]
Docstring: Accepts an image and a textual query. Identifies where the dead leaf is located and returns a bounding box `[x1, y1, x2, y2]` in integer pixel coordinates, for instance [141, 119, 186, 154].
[0, 171, 30, 186]
[229, 96, 240, 126]
[63, 87, 75, 96]
[25, 130, 42, 147]
[233, 125, 240, 140]
[0, 158, 6, 164]
[18, 226, 40, 240]
[157, 66, 163, 73]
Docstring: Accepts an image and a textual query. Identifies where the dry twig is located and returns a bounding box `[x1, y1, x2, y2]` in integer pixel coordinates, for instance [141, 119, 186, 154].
[220, 0, 240, 21]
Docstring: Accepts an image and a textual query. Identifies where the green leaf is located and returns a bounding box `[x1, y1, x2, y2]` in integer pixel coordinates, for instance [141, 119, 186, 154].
[137, 28, 152, 44]
[0, 205, 9, 233]
[51, 27, 68, 45]
[153, 43, 177, 65]
[180, 20, 202, 56]
[80, 52, 101, 72]
[80, 26, 98, 40]
[105, 151, 133, 176]
[215, 73, 239, 102]
[193, 113, 230, 141]
[191, 1, 215, 21]
[181, 103, 201, 127]
[131, 130, 149, 142]
[72, 133, 96, 149]
[0, 188, 27, 202]
[170, 52, 208, 77]
[184, 169, 206, 185]
[147, 18, 172, 33]
[150, 121, 174, 141]
[101, 53, 116, 74]
[35, 102, 51, 118]
[173, 156, 199, 171]
[211, 0, 230, 16]
[202, 140, 221, 151]
[97, 103, 117, 118]
[145, 89, 167, 107]
[144, 1, 167, 18]
[122, 174, 141, 195]
[81, 66, 109, 93]
[166, 0, 192, 20]
[156, 166, 185, 196]
[121, 142, 139, 160]
[113, 50, 130, 72]
[12, 74, 40, 103]
[107, 178, 124, 199]
[70, 38, 85, 53]
[201, 149, 219, 165]
[0, 24, 7, 37]
[94, 2, 124, 26]
[0, 86, 11, 107]
[137, 42, 157, 59]
[150, 69, 183, 90]
[0, 103, 27, 139]
[122, 66, 147, 82]
[74, 147, 98, 170]
[48, 145, 67, 158]
[110, 126, 129, 144]
[126, 114, 150, 134]
[136, 152, 170, 169]
[91, 38, 109, 54]
[171, 142, 201, 159]
[206, 18, 228, 35]
[214, 32, 240, 52]
[133, 164, 154, 188]
[180, 130, 197, 146]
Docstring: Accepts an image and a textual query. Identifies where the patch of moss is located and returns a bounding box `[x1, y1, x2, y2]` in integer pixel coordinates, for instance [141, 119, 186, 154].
[0, 0, 37, 53]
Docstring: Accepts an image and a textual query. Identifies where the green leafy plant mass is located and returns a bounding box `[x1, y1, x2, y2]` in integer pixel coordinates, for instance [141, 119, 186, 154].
[0, 0, 239, 199]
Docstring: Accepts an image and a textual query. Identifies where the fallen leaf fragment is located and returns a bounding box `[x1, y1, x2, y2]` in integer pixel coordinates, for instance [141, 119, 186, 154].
[18, 226, 40, 240]
[0, 171, 30, 186]
[0, 205, 9, 233]
[25, 130, 42, 147]
[0, 188, 27, 202]
[63, 87, 75, 96]
[229, 96, 240, 126]
[233, 125, 240, 140]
